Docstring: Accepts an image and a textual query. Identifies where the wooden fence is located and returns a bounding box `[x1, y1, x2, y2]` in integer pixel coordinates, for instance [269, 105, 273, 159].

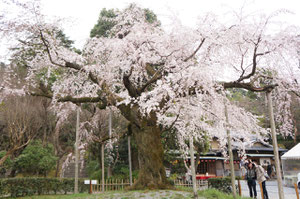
[90, 179, 208, 193]
[174, 179, 208, 190]
[91, 179, 135, 193]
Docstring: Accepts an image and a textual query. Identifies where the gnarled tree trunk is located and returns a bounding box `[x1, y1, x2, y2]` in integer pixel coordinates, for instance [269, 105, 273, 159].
[130, 119, 170, 189]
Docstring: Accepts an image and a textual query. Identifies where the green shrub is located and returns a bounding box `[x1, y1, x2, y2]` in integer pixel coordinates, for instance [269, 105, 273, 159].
[207, 177, 233, 193]
[15, 141, 58, 176]
[0, 178, 88, 197]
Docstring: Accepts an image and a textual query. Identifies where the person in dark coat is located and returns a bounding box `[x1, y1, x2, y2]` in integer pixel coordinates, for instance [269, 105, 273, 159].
[267, 163, 272, 178]
[246, 162, 257, 198]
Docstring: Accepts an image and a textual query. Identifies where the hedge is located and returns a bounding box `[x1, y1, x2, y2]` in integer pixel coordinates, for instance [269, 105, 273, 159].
[207, 177, 235, 193]
[0, 178, 88, 197]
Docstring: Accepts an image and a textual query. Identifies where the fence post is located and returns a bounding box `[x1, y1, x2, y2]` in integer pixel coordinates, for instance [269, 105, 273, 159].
[89, 180, 92, 194]
[294, 183, 299, 199]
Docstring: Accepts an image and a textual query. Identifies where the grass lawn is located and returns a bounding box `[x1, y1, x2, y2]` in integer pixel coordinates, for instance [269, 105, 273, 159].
[12, 189, 252, 199]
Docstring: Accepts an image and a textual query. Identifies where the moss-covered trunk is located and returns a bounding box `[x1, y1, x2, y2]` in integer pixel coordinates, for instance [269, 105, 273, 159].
[130, 121, 170, 189]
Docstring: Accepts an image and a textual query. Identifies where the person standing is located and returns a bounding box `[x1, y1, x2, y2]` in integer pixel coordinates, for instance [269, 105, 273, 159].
[185, 165, 192, 184]
[246, 162, 257, 198]
[267, 163, 272, 179]
[254, 161, 269, 199]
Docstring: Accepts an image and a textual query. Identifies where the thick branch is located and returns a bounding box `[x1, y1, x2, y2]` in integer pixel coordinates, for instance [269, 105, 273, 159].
[138, 63, 164, 94]
[223, 81, 277, 92]
[39, 30, 99, 85]
[31, 92, 102, 103]
[123, 74, 139, 97]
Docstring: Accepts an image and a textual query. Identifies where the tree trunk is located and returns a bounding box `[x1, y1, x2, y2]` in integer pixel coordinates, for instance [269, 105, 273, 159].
[130, 121, 170, 189]
[107, 167, 113, 178]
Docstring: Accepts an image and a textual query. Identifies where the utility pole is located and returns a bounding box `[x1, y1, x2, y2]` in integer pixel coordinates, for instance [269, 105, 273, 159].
[189, 136, 198, 199]
[128, 135, 133, 186]
[266, 91, 284, 199]
[224, 102, 237, 198]
[74, 105, 80, 194]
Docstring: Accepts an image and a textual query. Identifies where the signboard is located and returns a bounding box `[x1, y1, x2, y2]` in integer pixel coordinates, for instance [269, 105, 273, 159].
[84, 180, 97, 185]
[165, 168, 171, 178]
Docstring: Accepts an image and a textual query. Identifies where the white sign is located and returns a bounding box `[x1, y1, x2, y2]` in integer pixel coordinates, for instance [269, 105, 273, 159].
[84, 180, 97, 185]
[165, 169, 171, 178]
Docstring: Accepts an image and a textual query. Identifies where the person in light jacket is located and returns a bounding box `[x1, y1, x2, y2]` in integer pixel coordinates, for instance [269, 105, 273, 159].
[254, 161, 269, 199]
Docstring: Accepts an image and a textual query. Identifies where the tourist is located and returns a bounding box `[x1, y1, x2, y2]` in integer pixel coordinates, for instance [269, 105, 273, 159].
[246, 162, 257, 198]
[254, 161, 269, 199]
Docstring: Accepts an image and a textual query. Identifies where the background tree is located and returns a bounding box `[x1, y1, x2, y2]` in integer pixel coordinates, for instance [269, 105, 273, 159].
[0, 96, 43, 166]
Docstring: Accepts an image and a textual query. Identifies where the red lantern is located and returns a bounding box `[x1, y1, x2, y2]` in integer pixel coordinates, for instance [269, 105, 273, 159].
[209, 160, 211, 162]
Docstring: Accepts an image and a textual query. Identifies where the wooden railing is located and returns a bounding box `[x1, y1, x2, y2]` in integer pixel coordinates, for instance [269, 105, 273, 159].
[90, 179, 208, 193]
[92, 179, 135, 193]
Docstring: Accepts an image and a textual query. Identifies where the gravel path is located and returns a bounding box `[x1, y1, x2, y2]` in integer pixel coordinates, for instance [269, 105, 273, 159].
[240, 180, 299, 199]
[93, 190, 194, 199]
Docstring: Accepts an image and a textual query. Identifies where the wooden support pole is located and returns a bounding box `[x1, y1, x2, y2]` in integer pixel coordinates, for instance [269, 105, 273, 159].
[266, 91, 284, 199]
[101, 143, 105, 192]
[128, 136, 133, 186]
[224, 102, 237, 198]
[74, 106, 80, 194]
[189, 136, 198, 199]
[238, 179, 242, 196]
[295, 183, 300, 199]
[259, 182, 264, 199]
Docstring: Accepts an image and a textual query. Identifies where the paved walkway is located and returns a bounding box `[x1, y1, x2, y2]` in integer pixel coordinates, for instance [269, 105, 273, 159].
[240, 180, 299, 199]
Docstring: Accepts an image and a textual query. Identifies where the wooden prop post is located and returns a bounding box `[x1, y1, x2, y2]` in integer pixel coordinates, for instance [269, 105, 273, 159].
[259, 182, 264, 199]
[189, 136, 198, 199]
[101, 143, 105, 192]
[294, 183, 299, 199]
[238, 179, 242, 196]
[266, 91, 284, 199]
[74, 106, 80, 194]
[224, 102, 237, 198]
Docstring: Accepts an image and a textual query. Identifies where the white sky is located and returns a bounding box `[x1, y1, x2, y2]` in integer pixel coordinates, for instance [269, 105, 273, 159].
[41, 0, 300, 48]
[0, 0, 300, 61]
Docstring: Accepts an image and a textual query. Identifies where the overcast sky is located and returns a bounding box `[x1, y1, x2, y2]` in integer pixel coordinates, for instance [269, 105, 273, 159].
[1, 0, 300, 61]
[41, 0, 300, 48]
